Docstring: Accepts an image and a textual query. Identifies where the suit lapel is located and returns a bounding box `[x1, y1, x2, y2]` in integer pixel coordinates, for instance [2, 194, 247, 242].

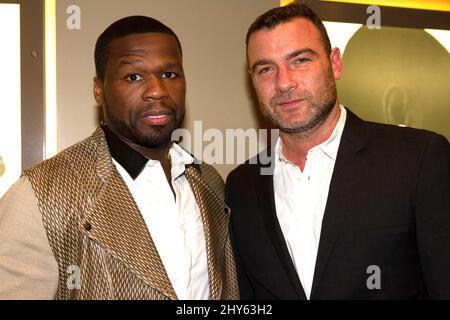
[310, 109, 369, 298]
[80, 128, 177, 300]
[256, 154, 307, 299]
[184, 165, 229, 300]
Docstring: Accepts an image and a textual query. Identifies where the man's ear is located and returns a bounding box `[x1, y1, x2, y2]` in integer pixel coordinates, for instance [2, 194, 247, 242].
[93, 77, 104, 106]
[330, 47, 343, 81]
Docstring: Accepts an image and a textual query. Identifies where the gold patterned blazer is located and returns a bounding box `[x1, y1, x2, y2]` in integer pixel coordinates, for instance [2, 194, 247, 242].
[0, 127, 238, 300]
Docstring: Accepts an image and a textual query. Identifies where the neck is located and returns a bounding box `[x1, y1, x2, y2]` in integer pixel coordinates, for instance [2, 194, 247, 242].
[280, 104, 341, 170]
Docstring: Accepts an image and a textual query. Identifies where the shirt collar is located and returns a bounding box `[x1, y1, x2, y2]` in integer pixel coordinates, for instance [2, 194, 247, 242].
[317, 105, 347, 160]
[169, 143, 195, 181]
[275, 105, 347, 163]
[169, 143, 195, 167]
[102, 124, 148, 179]
[102, 124, 194, 180]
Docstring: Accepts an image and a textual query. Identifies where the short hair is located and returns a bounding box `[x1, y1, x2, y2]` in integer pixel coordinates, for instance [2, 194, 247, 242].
[246, 3, 331, 55]
[94, 15, 182, 81]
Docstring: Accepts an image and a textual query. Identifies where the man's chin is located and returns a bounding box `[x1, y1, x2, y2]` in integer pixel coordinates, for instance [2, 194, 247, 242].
[135, 128, 177, 148]
[136, 137, 172, 148]
[277, 119, 320, 134]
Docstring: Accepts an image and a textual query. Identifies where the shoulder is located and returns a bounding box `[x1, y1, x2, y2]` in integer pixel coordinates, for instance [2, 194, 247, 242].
[346, 109, 449, 156]
[364, 121, 449, 155]
[226, 150, 271, 187]
[22, 130, 106, 197]
[197, 162, 225, 198]
[24, 130, 102, 179]
[366, 119, 445, 141]
[198, 162, 224, 183]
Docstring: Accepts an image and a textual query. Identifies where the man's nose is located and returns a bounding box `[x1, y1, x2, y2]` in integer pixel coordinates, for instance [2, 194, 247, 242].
[142, 76, 169, 100]
[276, 67, 297, 93]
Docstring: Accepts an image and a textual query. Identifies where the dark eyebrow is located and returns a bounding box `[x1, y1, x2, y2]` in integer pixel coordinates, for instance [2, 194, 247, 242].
[286, 49, 318, 60]
[250, 59, 273, 74]
[162, 62, 182, 70]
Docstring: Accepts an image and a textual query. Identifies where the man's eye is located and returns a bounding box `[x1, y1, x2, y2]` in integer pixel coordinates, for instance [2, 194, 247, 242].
[295, 58, 309, 64]
[125, 74, 143, 82]
[258, 67, 272, 75]
[162, 72, 177, 79]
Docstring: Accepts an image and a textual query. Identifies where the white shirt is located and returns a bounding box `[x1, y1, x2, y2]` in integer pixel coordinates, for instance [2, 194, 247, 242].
[113, 143, 209, 300]
[273, 106, 347, 299]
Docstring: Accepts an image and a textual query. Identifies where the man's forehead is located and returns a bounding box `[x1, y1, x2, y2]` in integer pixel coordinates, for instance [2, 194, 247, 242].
[107, 32, 181, 56]
[247, 18, 324, 62]
[249, 18, 321, 44]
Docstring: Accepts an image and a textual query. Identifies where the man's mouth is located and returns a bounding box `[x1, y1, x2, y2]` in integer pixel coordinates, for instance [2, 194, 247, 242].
[141, 110, 174, 126]
[277, 98, 306, 109]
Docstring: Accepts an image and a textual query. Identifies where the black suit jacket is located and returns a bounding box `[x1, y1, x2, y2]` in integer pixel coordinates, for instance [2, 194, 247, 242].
[226, 109, 450, 299]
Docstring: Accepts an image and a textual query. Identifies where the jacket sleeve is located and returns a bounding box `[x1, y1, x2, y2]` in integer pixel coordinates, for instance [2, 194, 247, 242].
[415, 134, 450, 299]
[0, 176, 59, 299]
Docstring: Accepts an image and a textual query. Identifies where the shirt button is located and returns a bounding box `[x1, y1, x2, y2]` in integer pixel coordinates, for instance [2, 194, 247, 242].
[83, 222, 92, 231]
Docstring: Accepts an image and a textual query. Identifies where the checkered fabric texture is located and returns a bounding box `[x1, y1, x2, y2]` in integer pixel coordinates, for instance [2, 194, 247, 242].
[24, 127, 239, 300]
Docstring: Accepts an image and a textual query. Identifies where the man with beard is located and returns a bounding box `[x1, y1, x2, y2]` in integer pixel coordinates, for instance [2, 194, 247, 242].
[0, 16, 238, 300]
[226, 3, 450, 299]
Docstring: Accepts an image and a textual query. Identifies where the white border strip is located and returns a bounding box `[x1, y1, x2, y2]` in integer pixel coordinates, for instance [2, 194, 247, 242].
[45, 0, 57, 158]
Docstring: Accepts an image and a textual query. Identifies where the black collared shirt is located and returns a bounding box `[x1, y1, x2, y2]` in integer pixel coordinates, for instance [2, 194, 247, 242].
[101, 124, 148, 180]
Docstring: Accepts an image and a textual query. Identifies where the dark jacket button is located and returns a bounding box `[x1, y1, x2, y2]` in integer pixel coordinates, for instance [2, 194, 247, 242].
[83, 222, 92, 231]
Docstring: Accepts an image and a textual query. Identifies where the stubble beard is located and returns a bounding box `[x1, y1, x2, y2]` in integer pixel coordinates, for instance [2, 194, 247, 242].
[104, 101, 185, 149]
[260, 67, 338, 136]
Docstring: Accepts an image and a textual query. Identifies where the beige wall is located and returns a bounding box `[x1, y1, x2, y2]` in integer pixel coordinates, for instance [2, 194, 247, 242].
[56, 0, 278, 178]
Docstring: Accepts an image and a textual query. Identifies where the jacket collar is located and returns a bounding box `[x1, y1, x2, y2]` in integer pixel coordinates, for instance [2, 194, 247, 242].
[80, 126, 178, 299]
[80, 127, 226, 299]
[310, 108, 369, 298]
[184, 166, 229, 300]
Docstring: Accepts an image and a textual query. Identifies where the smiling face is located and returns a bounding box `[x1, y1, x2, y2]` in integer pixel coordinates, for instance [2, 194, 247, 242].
[247, 18, 342, 134]
[94, 32, 186, 148]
